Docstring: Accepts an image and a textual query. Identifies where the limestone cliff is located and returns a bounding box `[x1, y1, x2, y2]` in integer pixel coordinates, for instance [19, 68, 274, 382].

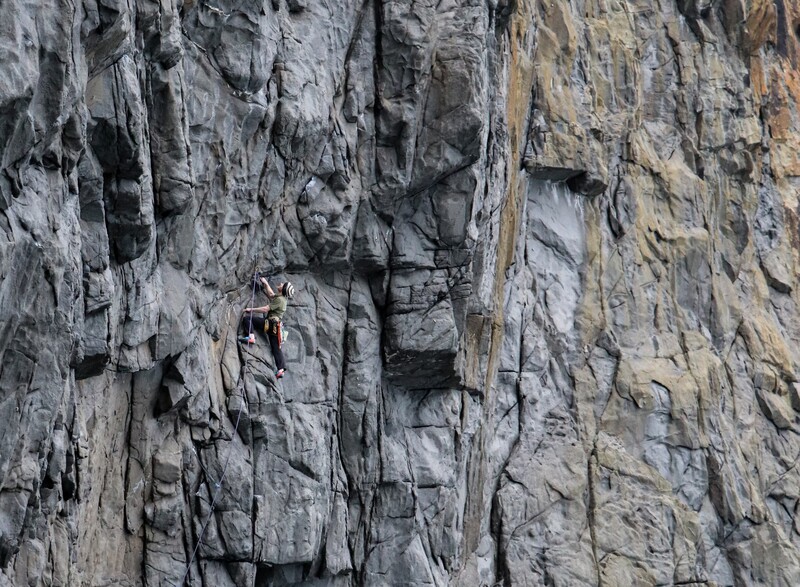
[1, 0, 800, 585]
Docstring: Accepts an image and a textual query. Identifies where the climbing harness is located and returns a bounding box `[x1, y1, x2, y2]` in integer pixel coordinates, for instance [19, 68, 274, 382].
[178, 269, 260, 586]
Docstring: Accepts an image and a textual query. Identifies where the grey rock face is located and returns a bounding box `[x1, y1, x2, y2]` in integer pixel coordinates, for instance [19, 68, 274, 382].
[2, 0, 800, 586]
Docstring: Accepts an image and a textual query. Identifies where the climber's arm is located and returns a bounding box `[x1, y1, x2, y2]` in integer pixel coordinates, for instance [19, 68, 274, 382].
[260, 277, 276, 298]
[243, 304, 270, 313]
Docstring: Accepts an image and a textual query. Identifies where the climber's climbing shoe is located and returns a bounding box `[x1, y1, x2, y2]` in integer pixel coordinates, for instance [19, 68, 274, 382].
[238, 334, 255, 344]
[275, 368, 285, 379]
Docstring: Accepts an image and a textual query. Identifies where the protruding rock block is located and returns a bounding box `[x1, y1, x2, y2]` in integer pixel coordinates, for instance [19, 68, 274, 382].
[523, 110, 608, 197]
[352, 201, 391, 271]
[86, 56, 155, 264]
[384, 270, 464, 388]
[152, 439, 182, 485]
[181, 1, 277, 94]
[73, 311, 110, 380]
[147, 65, 193, 215]
[374, 1, 487, 204]
[757, 389, 795, 430]
[158, 334, 212, 414]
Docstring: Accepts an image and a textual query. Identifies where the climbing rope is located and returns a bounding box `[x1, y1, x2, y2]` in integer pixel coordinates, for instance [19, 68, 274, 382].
[178, 268, 260, 586]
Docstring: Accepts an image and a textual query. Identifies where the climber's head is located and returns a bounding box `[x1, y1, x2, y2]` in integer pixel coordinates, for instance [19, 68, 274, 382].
[282, 282, 295, 299]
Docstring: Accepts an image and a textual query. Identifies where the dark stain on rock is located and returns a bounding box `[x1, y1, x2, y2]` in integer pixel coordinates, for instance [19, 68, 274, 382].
[775, 0, 789, 57]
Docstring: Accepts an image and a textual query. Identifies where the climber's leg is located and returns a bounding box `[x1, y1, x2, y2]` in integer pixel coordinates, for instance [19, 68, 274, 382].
[268, 331, 286, 373]
[240, 314, 266, 343]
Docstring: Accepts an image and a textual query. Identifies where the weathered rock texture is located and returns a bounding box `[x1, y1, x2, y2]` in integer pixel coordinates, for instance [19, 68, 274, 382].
[1, 0, 800, 585]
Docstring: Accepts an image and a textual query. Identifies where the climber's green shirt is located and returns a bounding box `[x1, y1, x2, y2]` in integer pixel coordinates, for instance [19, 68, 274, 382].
[268, 294, 287, 322]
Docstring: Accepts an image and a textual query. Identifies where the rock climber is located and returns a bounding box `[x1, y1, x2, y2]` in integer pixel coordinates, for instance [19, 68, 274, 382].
[240, 276, 295, 378]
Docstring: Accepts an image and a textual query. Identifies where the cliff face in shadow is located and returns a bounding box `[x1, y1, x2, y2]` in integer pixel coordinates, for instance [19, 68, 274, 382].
[1, 0, 800, 585]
